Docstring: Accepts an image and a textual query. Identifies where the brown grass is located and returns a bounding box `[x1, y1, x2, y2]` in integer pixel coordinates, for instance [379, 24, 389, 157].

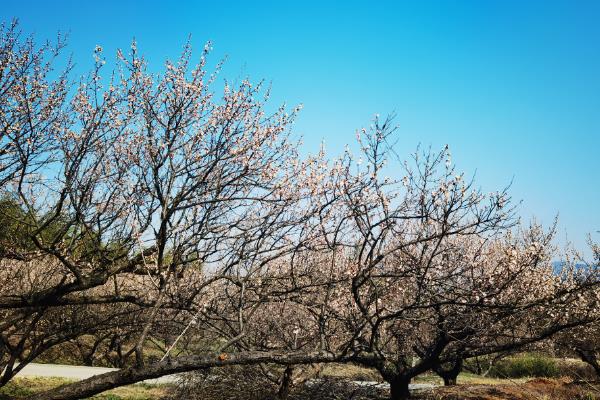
[0, 377, 170, 400]
[319, 363, 382, 381]
[415, 378, 600, 400]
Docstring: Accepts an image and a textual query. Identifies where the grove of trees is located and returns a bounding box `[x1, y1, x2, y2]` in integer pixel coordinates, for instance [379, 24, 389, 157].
[0, 21, 598, 400]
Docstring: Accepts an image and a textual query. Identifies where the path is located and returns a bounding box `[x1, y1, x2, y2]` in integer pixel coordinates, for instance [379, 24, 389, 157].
[15, 363, 177, 384]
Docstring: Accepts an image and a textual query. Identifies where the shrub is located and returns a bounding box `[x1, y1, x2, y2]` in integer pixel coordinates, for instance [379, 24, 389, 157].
[489, 354, 559, 378]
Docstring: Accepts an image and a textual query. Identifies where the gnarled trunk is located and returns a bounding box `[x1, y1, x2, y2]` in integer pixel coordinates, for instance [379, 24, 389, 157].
[576, 347, 600, 378]
[388, 376, 411, 400]
[443, 375, 457, 386]
[277, 366, 294, 400]
[433, 357, 462, 386]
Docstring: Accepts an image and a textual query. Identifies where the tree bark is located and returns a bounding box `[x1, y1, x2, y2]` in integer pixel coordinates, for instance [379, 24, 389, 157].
[443, 376, 457, 386]
[433, 357, 462, 386]
[576, 348, 600, 378]
[277, 365, 294, 400]
[389, 376, 411, 400]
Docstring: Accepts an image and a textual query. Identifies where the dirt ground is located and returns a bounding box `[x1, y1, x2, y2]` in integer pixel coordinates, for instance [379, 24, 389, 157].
[3, 375, 600, 400]
[415, 378, 600, 400]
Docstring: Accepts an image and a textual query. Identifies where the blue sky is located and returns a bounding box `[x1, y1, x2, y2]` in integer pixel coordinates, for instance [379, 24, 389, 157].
[2, 0, 599, 254]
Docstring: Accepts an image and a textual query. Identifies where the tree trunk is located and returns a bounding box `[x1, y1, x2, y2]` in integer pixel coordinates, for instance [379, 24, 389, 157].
[433, 357, 462, 386]
[474, 357, 482, 375]
[277, 366, 294, 400]
[389, 376, 411, 400]
[576, 348, 600, 378]
[443, 360, 461, 386]
[443, 376, 457, 386]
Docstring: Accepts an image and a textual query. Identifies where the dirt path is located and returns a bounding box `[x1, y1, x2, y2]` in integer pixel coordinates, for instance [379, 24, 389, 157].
[15, 363, 177, 384]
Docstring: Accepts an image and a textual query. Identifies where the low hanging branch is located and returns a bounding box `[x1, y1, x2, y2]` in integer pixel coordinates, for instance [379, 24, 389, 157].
[29, 351, 350, 400]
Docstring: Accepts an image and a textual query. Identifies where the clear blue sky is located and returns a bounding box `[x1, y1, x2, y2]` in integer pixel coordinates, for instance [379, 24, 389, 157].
[2, 0, 599, 254]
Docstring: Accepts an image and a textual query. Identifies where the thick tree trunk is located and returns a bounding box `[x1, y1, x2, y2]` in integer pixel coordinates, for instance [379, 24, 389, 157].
[433, 357, 462, 386]
[277, 366, 294, 400]
[389, 376, 411, 400]
[443, 376, 457, 386]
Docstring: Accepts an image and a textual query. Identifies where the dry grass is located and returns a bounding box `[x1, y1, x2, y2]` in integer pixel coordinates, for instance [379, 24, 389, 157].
[3, 365, 599, 400]
[455, 373, 530, 386]
[0, 377, 170, 400]
[318, 365, 528, 386]
[415, 378, 600, 400]
[320, 363, 382, 381]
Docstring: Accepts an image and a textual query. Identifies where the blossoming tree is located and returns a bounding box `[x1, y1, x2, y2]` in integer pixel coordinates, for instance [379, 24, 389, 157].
[0, 21, 598, 400]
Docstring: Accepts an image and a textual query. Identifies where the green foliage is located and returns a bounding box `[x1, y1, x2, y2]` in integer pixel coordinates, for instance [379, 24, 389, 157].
[0, 196, 36, 253]
[489, 353, 559, 378]
[0, 195, 128, 262]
